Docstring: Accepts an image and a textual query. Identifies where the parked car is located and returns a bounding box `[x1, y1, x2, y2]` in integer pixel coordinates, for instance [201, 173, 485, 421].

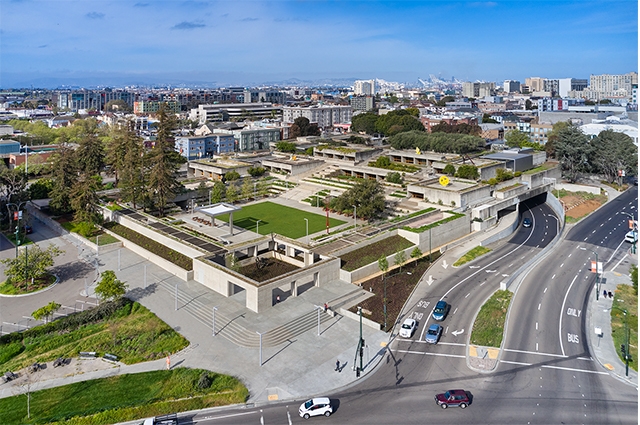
[424, 324, 442, 344]
[299, 397, 333, 419]
[522, 217, 532, 228]
[399, 318, 417, 338]
[434, 389, 470, 409]
[432, 300, 450, 321]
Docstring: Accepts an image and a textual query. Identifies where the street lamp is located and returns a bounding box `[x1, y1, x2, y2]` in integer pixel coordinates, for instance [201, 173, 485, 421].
[304, 218, 309, 244]
[256, 219, 261, 235]
[621, 212, 636, 254]
[611, 306, 630, 377]
[580, 247, 600, 300]
[6, 201, 27, 258]
[352, 205, 357, 230]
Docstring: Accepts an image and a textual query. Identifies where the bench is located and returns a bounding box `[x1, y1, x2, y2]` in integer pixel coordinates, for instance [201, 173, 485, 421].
[79, 351, 96, 359]
[53, 357, 67, 368]
[28, 362, 45, 373]
[2, 371, 17, 383]
[103, 353, 118, 362]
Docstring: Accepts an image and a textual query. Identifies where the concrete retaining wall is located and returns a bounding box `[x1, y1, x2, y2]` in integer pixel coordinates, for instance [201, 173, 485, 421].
[338, 307, 381, 330]
[557, 183, 601, 195]
[340, 244, 417, 284]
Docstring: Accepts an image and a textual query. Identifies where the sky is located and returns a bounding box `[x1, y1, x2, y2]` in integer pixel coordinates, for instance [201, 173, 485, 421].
[0, 0, 638, 88]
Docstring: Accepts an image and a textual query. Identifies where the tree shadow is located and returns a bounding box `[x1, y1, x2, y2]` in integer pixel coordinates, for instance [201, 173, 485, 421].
[50, 260, 95, 281]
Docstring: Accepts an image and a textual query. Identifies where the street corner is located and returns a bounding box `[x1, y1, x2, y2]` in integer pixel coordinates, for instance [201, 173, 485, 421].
[603, 363, 615, 371]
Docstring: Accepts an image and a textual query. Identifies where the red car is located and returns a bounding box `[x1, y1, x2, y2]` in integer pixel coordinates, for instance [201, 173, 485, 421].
[434, 389, 470, 409]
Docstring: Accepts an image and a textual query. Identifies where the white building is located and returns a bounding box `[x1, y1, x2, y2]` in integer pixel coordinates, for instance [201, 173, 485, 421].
[503, 80, 521, 93]
[354, 79, 376, 96]
[282, 105, 352, 129]
[579, 116, 638, 145]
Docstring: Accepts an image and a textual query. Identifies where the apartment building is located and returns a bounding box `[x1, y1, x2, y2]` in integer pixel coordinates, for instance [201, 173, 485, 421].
[133, 101, 180, 114]
[350, 96, 375, 112]
[189, 103, 282, 124]
[213, 126, 280, 152]
[282, 105, 352, 129]
[503, 80, 521, 93]
[558, 78, 588, 98]
[354, 79, 376, 96]
[175, 134, 236, 160]
[525, 77, 545, 92]
[462, 82, 496, 98]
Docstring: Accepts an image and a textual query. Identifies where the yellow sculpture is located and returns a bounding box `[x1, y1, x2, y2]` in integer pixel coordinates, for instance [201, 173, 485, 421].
[439, 175, 450, 186]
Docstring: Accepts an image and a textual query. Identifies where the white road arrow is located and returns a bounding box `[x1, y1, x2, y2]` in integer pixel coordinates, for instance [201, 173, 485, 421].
[426, 275, 434, 286]
[485, 269, 497, 273]
[442, 260, 448, 269]
[451, 329, 464, 337]
[469, 265, 480, 269]
[502, 274, 509, 277]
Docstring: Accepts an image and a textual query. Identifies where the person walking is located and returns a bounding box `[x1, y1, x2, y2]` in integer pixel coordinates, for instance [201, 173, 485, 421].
[335, 359, 340, 372]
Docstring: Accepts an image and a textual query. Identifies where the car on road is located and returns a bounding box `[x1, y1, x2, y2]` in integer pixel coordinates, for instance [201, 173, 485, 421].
[434, 389, 470, 409]
[424, 323, 442, 344]
[24, 225, 32, 234]
[432, 300, 450, 321]
[522, 217, 532, 227]
[625, 230, 638, 243]
[299, 397, 333, 419]
[399, 318, 417, 338]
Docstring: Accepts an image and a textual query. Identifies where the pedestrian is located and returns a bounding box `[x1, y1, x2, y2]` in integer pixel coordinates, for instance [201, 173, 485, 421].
[335, 359, 340, 372]
[608, 291, 613, 299]
[166, 355, 171, 370]
[324, 303, 328, 313]
[603, 289, 608, 298]
[276, 295, 281, 303]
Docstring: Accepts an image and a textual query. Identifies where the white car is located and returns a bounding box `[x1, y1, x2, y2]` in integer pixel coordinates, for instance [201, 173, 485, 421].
[399, 318, 417, 338]
[299, 397, 333, 419]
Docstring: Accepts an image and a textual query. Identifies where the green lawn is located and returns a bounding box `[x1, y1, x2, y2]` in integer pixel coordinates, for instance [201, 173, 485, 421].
[0, 368, 248, 425]
[216, 201, 346, 238]
[470, 290, 513, 347]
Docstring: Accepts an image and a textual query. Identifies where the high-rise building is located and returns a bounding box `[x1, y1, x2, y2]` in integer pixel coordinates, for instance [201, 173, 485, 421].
[354, 80, 376, 96]
[503, 80, 521, 93]
[525, 77, 545, 92]
[350, 96, 375, 112]
[462, 82, 496, 98]
[590, 72, 638, 93]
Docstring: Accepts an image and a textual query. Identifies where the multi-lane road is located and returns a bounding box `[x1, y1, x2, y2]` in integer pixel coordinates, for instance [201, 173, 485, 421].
[185, 188, 638, 424]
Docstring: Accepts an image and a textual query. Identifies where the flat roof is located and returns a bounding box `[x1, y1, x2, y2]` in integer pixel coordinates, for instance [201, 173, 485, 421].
[197, 203, 242, 217]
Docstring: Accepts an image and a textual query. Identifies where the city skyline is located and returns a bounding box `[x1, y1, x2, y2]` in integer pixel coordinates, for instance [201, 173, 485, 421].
[1, 0, 637, 89]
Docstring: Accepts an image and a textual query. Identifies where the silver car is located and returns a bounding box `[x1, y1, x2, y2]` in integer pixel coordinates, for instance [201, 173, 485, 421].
[425, 324, 443, 344]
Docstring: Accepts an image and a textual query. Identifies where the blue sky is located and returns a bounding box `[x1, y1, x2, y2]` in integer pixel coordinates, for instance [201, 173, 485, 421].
[1, 0, 637, 88]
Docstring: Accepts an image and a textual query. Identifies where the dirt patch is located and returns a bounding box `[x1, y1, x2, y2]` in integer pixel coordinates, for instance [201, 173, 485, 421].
[2, 357, 119, 392]
[561, 195, 606, 219]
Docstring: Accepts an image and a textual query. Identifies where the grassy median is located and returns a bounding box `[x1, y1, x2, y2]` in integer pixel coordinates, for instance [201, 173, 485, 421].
[470, 290, 513, 347]
[453, 246, 492, 267]
[611, 284, 638, 372]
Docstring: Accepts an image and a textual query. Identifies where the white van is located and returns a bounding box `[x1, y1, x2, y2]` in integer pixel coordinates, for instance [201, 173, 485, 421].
[625, 231, 638, 243]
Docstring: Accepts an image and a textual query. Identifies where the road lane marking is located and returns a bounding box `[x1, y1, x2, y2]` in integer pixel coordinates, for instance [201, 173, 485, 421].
[536, 342, 538, 351]
[501, 360, 530, 366]
[536, 322, 538, 330]
[503, 348, 567, 358]
[538, 303, 541, 310]
[396, 349, 465, 358]
[410, 340, 465, 346]
[202, 412, 257, 421]
[559, 274, 579, 357]
[544, 287, 548, 292]
[453, 307, 458, 315]
[541, 365, 609, 375]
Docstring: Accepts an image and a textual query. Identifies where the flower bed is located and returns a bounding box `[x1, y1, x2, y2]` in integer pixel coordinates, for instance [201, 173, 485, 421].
[237, 258, 299, 282]
[340, 235, 413, 271]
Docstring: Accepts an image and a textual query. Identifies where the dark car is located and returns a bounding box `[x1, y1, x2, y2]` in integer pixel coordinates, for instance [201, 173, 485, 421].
[522, 218, 531, 228]
[24, 225, 33, 234]
[435, 389, 470, 409]
[432, 300, 450, 321]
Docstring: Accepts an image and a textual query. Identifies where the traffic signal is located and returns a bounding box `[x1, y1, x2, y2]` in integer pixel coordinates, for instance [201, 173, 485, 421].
[621, 344, 626, 356]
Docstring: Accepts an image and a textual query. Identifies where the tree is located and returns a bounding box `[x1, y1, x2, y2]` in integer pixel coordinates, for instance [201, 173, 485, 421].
[333, 179, 385, 220]
[374, 156, 392, 168]
[482, 113, 499, 124]
[394, 249, 407, 273]
[1, 244, 63, 290]
[118, 136, 145, 209]
[95, 270, 128, 303]
[75, 131, 105, 176]
[248, 166, 266, 177]
[456, 164, 479, 180]
[410, 247, 422, 265]
[631, 264, 638, 296]
[196, 181, 209, 201]
[226, 183, 238, 203]
[226, 253, 240, 272]
[241, 178, 254, 199]
[49, 144, 78, 214]
[257, 178, 270, 197]
[545, 121, 571, 159]
[350, 112, 378, 134]
[210, 180, 226, 203]
[591, 130, 638, 183]
[378, 255, 389, 280]
[275, 141, 297, 153]
[0, 165, 27, 203]
[28, 178, 53, 200]
[70, 174, 101, 224]
[385, 172, 403, 184]
[554, 126, 592, 183]
[224, 170, 240, 181]
[505, 129, 530, 148]
[289, 117, 320, 138]
[443, 164, 456, 176]
[146, 104, 185, 216]
[32, 301, 61, 323]
[431, 122, 480, 135]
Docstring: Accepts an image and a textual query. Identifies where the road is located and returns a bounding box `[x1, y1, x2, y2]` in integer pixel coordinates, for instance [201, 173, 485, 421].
[182, 190, 638, 424]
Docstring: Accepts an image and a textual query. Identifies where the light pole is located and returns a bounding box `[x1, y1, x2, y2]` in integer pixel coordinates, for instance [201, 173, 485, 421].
[352, 205, 357, 230]
[7, 201, 27, 258]
[580, 247, 600, 300]
[212, 306, 218, 336]
[256, 219, 261, 235]
[358, 306, 363, 377]
[257, 331, 264, 366]
[304, 218, 309, 244]
[621, 212, 636, 254]
[611, 306, 630, 377]
[314, 305, 323, 336]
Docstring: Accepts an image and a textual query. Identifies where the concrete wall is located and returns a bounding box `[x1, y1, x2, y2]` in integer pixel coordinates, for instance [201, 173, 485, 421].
[480, 209, 519, 246]
[108, 209, 209, 259]
[331, 230, 398, 258]
[557, 183, 601, 195]
[340, 244, 417, 284]
[520, 166, 562, 188]
[494, 183, 528, 200]
[103, 228, 193, 281]
[398, 213, 470, 252]
[338, 307, 381, 330]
